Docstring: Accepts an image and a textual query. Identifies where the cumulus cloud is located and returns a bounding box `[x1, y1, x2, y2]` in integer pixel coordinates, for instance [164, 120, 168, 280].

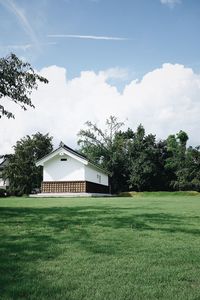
[99, 67, 129, 81]
[0, 63, 200, 154]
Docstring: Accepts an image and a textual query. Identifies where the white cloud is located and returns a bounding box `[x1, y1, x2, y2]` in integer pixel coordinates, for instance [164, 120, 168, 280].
[47, 34, 128, 41]
[1, 63, 200, 154]
[160, 0, 181, 8]
[99, 67, 129, 80]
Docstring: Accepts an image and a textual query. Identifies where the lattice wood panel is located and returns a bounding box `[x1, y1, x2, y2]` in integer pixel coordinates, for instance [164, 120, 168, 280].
[42, 181, 86, 193]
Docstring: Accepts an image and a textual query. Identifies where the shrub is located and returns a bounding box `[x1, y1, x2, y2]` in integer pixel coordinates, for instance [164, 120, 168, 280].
[0, 188, 7, 197]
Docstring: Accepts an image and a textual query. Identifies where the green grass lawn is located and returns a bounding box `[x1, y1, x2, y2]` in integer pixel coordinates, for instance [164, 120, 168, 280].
[1, 195, 200, 300]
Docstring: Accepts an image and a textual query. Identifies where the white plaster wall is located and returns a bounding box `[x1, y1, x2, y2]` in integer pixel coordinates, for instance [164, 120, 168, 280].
[0, 178, 5, 187]
[84, 165, 108, 186]
[0, 177, 8, 188]
[43, 154, 85, 181]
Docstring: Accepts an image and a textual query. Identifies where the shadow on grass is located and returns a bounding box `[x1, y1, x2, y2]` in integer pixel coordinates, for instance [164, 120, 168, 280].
[1, 205, 199, 231]
[1, 205, 200, 298]
[1, 205, 200, 237]
[1, 205, 200, 261]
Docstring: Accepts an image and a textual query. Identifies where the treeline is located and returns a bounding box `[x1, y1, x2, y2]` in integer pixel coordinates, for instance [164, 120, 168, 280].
[2, 116, 200, 195]
[78, 116, 200, 193]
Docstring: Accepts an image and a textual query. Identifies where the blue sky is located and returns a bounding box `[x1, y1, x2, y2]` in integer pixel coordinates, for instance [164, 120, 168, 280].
[1, 0, 200, 79]
[1, 0, 200, 152]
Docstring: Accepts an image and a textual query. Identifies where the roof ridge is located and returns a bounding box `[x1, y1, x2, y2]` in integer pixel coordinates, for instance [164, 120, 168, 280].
[61, 143, 109, 174]
[62, 143, 87, 160]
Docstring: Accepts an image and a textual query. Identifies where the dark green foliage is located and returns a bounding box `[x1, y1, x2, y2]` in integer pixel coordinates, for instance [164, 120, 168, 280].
[164, 130, 199, 190]
[0, 188, 7, 197]
[3, 133, 53, 195]
[128, 125, 163, 191]
[0, 53, 48, 118]
[78, 116, 200, 192]
[174, 146, 200, 191]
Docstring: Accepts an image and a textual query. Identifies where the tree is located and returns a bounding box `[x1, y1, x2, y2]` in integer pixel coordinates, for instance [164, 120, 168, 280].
[78, 117, 200, 193]
[173, 146, 200, 191]
[3, 132, 53, 195]
[77, 116, 132, 193]
[185, 146, 200, 191]
[128, 125, 166, 191]
[165, 130, 189, 190]
[0, 53, 48, 118]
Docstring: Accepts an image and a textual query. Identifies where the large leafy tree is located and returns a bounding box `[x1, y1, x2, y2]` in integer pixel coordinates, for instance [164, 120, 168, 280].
[128, 125, 168, 191]
[165, 130, 189, 190]
[184, 146, 200, 191]
[171, 145, 200, 191]
[78, 116, 132, 193]
[3, 132, 53, 195]
[0, 53, 48, 118]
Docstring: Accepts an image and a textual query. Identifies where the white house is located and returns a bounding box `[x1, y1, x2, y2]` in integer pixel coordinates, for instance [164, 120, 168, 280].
[0, 156, 9, 190]
[36, 142, 110, 194]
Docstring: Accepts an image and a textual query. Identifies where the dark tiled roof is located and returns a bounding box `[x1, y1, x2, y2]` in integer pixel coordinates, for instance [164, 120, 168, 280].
[60, 142, 109, 174]
[0, 155, 9, 170]
[61, 142, 87, 160]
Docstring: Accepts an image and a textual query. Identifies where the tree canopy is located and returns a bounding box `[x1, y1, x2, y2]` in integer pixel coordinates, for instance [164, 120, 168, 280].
[2, 116, 200, 195]
[78, 116, 130, 193]
[78, 116, 200, 193]
[3, 132, 53, 195]
[0, 53, 48, 119]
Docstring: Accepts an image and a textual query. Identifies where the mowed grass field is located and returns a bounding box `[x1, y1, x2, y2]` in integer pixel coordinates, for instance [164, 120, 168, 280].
[1, 194, 200, 300]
